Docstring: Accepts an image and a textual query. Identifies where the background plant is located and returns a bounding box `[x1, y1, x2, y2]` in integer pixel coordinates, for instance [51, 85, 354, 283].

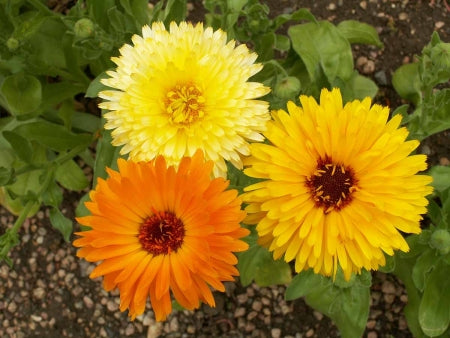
[0, 1, 448, 337]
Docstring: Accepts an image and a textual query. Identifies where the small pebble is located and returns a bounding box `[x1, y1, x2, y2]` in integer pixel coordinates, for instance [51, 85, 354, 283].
[169, 317, 178, 332]
[382, 280, 396, 294]
[398, 12, 408, 20]
[186, 325, 196, 334]
[106, 300, 118, 312]
[356, 56, 368, 68]
[33, 287, 46, 300]
[234, 307, 246, 318]
[271, 328, 281, 338]
[125, 323, 135, 336]
[435, 21, 445, 29]
[306, 328, 315, 337]
[31, 315, 42, 322]
[247, 311, 258, 320]
[313, 311, 324, 321]
[237, 293, 248, 304]
[440, 157, 450, 166]
[83, 296, 94, 309]
[367, 331, 378, 338]
[363, 60, 376, 74]
[252, 301, 262, 312]
[384, 294, 396, 304]
[7, 302, 17, 313]
[366, 319, 377, 329]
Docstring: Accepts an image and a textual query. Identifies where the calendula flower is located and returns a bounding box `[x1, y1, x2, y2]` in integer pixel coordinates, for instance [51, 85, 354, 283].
[73, 151, 249, 321]
[242, 88, 433, 280]
[99, 21, 270, 177]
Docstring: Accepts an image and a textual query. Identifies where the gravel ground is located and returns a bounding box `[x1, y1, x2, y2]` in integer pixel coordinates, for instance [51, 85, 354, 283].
[0, 202, 412, 337]
[1, 0, 449, 337]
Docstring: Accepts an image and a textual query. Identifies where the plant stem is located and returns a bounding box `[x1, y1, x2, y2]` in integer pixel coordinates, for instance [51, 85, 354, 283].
[10, 200, 35, 234]
[27, 0, 57, 16]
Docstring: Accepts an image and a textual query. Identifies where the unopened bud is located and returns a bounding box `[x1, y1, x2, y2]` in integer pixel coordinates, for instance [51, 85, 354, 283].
[430, 42, 450, 69]
[430, 229, 450, 255]
[274, 76, 301, 99]
[74, 18, 95, 38]
[6, 38, 19, 51]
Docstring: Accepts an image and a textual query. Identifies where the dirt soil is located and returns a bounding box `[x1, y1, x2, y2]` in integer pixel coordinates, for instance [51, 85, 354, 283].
[0, 1, 449, 338]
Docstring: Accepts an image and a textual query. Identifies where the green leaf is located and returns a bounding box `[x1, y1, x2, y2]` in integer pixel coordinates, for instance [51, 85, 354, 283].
[338, 71, 378, 102]
[288, 21, 354, 84]
[412, 249, 438, 291]
[12, 11, 47, 41]
[75, 192, 91, 219]
[394, 256, 426, 337]
[428, 199, 444, 227]
[237, 229, 292, 287]
[419, 260, 450, 337]
[87, 0, 115, 31]
[107, 6, 128, 33]
[274, 34, 290, 51]
[163, 0, 187, 25]
[285, 269, 327, 300]
[41, 181, 63, 207]
[27, 18, 67, 75]
[58, 100, 75, 129]
[12, 120, 91, 152]
[41, 81, 84, 109]
[130, 0, 151, 28]
[1, 74, 42, 115]
[337, 20, 383, 47]
[421, 88, 450, 137]
[256, 32, 275, 61]
[392, 63, 421, 105]
[391, 104, 410, 123]
[305, 283, 370, 338]
[0, 167, 14, 186]
[273, 8, 317, 30]
[85, 71, 109, 98]
[4, 170, 43, 217]
[378, 253, 396, 273]
[93, 127, 121, 186]
[55, 159, 89, 191]
[429, 166, 450, 193]
[2, 131, 32, 163]
[71, 112, 101, 133]
[49, 207, 73, 242]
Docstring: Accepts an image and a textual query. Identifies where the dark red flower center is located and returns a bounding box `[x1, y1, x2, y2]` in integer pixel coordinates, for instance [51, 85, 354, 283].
[306, 159, 357, 214]
[138, 211, 185, 255]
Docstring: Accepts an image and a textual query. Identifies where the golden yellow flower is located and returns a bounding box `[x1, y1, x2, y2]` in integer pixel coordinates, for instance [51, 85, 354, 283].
[73, 151, 249, 321]
[99, 21, 270, 177]
[242, 88, 433, 280]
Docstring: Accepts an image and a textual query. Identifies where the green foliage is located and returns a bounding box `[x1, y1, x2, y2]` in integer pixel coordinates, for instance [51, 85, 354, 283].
[237, 228, 292, 287]
[205, 0, 380, 108]
[394, 184, 450, 337]
[0, 0, 177, 258]
[286, 269, 371, 338]
[392, 32, 450, 140]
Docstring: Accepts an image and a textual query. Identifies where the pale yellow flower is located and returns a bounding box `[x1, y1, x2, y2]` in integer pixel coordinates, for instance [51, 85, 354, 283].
[99, 21, 270, 177]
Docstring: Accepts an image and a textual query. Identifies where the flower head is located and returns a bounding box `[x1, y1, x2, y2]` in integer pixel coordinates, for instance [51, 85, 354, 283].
[242, 88, 433, 280]
[73, 151, 249, 321]
[99, 21, 270, 177]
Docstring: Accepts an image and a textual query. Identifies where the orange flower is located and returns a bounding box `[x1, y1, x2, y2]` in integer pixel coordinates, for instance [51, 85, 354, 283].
[73, 151, 249, 321]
